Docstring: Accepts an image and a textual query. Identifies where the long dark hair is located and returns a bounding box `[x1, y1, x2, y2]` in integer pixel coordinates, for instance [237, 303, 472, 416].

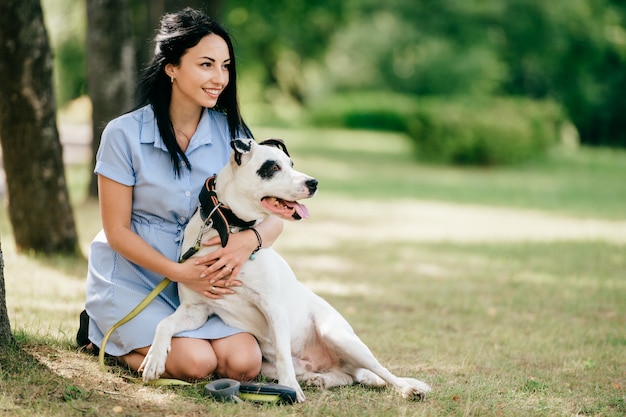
[135, 7, 250, 176]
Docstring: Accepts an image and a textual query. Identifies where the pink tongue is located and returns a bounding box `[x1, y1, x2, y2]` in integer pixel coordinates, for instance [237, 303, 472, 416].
[294, 202, 309, 219]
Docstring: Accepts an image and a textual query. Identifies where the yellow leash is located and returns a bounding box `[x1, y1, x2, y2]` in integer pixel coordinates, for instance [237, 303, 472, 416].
[98, 277, 193, 385]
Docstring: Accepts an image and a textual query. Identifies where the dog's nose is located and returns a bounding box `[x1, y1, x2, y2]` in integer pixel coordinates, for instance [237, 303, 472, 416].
[306, 178, 318, 194]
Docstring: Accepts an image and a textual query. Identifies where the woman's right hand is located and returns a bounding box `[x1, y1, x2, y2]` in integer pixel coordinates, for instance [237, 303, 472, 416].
[173, 260, 241, 299]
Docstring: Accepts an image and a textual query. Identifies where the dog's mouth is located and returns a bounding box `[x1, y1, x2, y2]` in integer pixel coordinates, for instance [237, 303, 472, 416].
[261, 197, 310, 220]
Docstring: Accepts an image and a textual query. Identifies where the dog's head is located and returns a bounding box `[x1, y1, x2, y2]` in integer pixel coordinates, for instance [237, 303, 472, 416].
[215, 138, 318, 222]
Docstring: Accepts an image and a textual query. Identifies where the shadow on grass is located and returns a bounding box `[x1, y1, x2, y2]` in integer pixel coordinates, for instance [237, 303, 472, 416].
[0, 337, 102, 415]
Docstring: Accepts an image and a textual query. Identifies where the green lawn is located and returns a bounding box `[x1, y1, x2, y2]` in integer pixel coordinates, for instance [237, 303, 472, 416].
[259, 127, 626, 220]
[1, 127, 625, 416]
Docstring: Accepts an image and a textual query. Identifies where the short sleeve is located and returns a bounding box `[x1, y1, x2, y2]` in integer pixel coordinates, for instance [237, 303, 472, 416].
[95, 117, 137, 186]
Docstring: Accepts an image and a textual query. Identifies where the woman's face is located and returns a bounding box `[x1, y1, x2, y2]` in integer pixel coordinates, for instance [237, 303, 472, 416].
[167, 34, 231, 110]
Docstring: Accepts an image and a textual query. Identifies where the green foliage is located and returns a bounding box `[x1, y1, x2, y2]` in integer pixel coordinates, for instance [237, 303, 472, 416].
[323, 2, 507, 97]
[306, 91, 418, 132]
[306, 93, 563, 166]
[496, 0, 626, 148]
[42, 0, 86, 107]
[39, 0, 626, 147]
[53, 37, 86, 105]
[224, 0, 626, 148]
[407, 97, 563, 165]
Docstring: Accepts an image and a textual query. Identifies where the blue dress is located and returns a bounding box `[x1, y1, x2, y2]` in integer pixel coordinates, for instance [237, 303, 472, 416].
[85, 105, 243, 356]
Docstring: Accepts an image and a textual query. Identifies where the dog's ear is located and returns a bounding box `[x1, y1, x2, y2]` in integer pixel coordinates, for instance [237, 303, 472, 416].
[230, 138, 255, 165]
[259, 138, 290, 157]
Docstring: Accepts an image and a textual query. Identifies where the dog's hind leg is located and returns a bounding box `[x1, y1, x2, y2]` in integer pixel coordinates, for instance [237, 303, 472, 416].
[352, 369, 432, 395]
[300, 369, 354, 389]
[139, 303, 211, 382]
[317, 320, 430, 400]
[353, 368, 386, 387]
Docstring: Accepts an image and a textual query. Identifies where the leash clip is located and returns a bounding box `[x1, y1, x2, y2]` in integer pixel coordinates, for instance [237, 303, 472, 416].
[204, 379, 242, 403]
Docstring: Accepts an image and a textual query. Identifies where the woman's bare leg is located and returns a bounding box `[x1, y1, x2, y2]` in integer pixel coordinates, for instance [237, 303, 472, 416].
[121, 337, 217, 381]
[119, 333, 261, 381]
[211, 332, 262, 380]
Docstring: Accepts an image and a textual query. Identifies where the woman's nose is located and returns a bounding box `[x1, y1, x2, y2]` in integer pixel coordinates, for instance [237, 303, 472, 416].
[212, 68, 227, 85]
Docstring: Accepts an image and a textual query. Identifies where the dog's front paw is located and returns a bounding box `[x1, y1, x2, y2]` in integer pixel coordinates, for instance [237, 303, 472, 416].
[290, 385, 306, 403]
[278, 377, 306, 403]
[139, 346, 168, 383]
[294, 384, 306, 403]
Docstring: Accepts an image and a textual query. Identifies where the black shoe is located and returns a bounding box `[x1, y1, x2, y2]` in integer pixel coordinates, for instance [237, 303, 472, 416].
[76, 309, 90, 347]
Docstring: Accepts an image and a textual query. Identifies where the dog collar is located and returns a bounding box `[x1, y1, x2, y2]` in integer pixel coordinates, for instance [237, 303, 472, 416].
[198, 176, 256, 247]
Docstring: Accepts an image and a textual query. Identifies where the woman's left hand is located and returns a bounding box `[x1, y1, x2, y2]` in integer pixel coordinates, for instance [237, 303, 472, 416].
[193, 229, 258, 286]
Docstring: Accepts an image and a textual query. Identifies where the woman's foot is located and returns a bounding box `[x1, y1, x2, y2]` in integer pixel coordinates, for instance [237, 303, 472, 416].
[76, 310, 99, 355]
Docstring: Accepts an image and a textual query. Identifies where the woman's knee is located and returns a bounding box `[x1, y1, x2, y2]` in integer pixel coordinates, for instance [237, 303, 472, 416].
[166, 338, 217, 380]
[213, 333, 262, 380]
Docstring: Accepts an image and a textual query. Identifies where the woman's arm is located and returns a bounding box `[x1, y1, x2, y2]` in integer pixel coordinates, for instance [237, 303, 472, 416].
[98, 175, 229, 298]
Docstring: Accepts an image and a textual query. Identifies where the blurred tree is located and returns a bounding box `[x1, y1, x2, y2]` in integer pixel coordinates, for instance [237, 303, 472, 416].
[44, 0, 626, 148]
[223, 0, 346, 104]
[497, 0, 626, 147]
[0, 0, 79, 254]
[325, 0, 506, 97]
[42, 0, 87, 108]
[86, 0, 136, 197]
[322, 0, 626, 147]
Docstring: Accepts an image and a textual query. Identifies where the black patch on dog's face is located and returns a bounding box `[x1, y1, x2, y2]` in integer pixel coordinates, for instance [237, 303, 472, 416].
[257, 160, 281, 179]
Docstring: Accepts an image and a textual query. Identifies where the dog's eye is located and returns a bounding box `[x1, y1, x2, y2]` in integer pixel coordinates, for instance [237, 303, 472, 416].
[257, 160, 281, 179]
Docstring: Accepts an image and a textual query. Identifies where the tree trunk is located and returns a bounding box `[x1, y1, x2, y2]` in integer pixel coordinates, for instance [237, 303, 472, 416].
[0, 239, 14, 346]
[86, 0, 136, 198]
[0, 0, 79, 255]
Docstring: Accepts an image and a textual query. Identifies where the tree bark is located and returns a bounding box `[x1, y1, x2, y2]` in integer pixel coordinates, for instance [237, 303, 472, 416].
[86, 0, 136, 198]
[0, 239, 14, 346]
[0, 0, 79, 254]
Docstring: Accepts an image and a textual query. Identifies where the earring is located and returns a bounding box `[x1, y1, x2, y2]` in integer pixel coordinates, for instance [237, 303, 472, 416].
[170, 76, 174, 84]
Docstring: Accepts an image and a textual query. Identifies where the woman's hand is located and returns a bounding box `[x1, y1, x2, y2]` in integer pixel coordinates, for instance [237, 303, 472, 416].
[173, 259, 241, 299]
[194, 229, 259, 286]
[186, 217, 283, 295]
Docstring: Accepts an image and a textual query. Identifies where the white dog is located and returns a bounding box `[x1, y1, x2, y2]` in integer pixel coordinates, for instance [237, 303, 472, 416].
[139, 138, 431, 402]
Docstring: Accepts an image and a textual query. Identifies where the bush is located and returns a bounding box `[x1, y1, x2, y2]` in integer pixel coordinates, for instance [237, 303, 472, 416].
[306, 92, 564, 166]
[407, 97, 564, 165]
[306, 91, 418, 132]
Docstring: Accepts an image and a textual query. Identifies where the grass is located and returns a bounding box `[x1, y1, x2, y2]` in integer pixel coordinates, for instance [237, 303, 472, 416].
[265, 127, 626, 220]
[1, 127, 625, 416]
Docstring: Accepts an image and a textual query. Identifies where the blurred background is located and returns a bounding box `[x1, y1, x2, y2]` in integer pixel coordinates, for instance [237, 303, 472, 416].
[2, 0, 625, 254]
[46, 0, 626, 159]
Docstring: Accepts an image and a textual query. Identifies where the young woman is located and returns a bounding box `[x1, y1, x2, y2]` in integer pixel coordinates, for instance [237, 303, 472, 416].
[80, 7, 282, 381]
